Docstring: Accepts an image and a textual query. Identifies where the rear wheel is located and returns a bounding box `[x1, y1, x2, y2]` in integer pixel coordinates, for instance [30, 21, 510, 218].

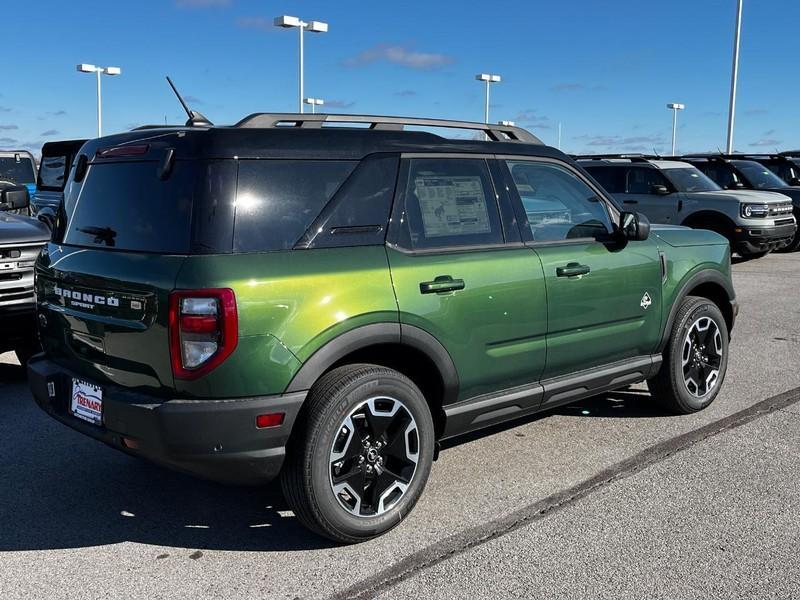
[280, 364, 435, 543]
[648, 296, 729, 414]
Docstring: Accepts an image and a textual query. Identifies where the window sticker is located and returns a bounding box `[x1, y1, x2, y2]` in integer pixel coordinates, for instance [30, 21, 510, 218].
[414, 175, 491, 238]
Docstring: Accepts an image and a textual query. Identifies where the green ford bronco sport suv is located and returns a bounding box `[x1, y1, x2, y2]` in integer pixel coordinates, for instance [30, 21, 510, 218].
[28, 114, 737, 543]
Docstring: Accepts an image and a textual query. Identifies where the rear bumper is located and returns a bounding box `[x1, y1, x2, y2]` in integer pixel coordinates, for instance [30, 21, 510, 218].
[27, 356, 306, 485]
[734, 221, 797, 255]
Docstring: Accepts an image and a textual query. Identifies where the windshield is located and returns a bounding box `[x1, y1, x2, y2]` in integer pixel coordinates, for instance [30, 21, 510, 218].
[0, 156, 36, 185]
[662, 167, 721, 192]
[732, 160, 789, 189]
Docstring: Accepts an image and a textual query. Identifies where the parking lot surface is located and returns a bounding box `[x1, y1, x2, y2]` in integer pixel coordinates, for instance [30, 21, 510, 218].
[1, 253, 798, 600]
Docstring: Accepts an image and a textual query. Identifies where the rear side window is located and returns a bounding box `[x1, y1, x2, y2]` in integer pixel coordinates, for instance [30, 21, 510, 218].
[583, 166, 625, 193]
[38, 155, 69, 190]
[63, 160, 197, 253]
[298, 154, 399, 249]
[234, 160, 357, 252]
[397, 158, 503, 250]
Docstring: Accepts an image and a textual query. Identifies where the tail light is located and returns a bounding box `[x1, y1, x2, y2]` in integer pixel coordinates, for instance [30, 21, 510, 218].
[169, 289, 238, 379]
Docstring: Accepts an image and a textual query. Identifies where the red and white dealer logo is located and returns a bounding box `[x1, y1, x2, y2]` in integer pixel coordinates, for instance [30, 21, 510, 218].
[74, 391, 101, 412]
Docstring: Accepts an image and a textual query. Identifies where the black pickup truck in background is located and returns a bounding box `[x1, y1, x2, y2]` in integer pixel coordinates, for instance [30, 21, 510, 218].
[0, 183, 49, 364]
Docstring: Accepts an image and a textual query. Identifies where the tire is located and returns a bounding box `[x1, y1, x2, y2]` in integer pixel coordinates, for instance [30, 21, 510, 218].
[648, 296, 729, 414]
[280, 364, 435, 544]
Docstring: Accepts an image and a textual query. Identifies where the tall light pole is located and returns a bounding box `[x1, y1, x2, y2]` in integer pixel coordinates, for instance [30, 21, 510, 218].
[304, 97, 324, 114]
[475, 73, 501, 124]
[667, 103, 685, 156]
[726, 0, 744, 153]
[274, 15, 328, 113]
[76, 64, 121, 137]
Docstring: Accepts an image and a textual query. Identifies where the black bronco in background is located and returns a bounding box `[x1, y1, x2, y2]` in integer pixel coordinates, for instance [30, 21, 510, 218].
[0, 184, 49, 363]
[31, 140, 87, 216]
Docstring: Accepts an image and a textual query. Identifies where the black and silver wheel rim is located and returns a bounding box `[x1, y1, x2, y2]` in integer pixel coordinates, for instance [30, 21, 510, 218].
[328, 396, 419, 518]
[681, 316, 723, 398]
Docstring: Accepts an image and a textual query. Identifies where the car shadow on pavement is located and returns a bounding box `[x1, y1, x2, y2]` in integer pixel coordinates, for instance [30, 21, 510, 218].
[441, 387, 670, 451]
[555, 388, 670, 419]
[0, 369, 335, 553]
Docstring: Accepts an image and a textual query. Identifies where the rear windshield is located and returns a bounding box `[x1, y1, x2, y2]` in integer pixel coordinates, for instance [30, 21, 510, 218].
[63, 161, 197, 253]
[0, 156, 36, 185]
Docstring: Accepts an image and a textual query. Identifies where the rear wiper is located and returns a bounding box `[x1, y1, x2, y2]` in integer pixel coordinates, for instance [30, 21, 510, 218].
[76, 225, 117, 247]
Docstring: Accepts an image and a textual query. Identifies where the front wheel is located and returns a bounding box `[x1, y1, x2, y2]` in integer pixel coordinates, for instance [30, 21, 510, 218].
[648, 296, 729, 414]
[280, 364, 435, 543]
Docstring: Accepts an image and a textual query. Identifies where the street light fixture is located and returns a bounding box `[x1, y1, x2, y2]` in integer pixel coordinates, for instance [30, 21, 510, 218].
[275, 15, 329, 113]
[667, 103, 685, 156]
[475, 73, 501, 124]
[76, 63, 122, 137]
[726, 0, 744, 153]
[304, 97, 324, 114]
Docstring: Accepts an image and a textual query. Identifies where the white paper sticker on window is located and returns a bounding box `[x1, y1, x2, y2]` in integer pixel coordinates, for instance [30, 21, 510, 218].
[414, 176, 491, 238]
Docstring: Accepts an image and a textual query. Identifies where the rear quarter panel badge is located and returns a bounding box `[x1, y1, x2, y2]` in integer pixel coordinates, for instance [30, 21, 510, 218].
[641, 292, 652, 310]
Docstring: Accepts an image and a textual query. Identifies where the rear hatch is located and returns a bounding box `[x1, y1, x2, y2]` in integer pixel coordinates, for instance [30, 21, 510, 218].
[36, 133, 235, 396]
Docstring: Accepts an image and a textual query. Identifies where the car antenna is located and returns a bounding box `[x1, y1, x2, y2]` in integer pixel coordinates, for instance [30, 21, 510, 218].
[166, 76, 213, 127]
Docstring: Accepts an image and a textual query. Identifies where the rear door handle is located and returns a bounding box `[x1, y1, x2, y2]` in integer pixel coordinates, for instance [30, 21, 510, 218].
[556, 263, 591, 278]
[420, 275, 465, 294]
[623, 199, 638, 204]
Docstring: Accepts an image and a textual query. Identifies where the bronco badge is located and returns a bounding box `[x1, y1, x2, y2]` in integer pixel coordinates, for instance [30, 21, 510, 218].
[640, 292, 652, 310]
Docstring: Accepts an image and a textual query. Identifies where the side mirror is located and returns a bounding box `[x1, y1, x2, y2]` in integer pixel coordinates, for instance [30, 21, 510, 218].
[0, 185, 30, 211]
[725, 181, 744, 190]
[789, 177, 800, 187]
[620, 211, 650, 241]
[650, 184, 670, 195]
[37, 206, 57, 231]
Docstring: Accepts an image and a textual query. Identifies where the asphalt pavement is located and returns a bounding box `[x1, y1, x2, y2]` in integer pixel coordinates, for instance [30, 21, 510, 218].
[0, 252, 798, 600]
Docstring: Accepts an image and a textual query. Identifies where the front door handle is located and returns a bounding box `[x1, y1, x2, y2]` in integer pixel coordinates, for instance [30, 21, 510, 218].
[556, 263, 591, 278]
[420, 275, 465, 294]
[623, 199, 638, 204]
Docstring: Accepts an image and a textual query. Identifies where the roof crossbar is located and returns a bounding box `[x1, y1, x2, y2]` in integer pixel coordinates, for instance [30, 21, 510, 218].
[233, 113, 542, 144]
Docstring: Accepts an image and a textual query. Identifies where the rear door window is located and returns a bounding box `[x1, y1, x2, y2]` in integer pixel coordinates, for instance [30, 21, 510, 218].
[396, 158, 504, 250]
[234, 160, 357, 252]
[583, 166, 625, 193]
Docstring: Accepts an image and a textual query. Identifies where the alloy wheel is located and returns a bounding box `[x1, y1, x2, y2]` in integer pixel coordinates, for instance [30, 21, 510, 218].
[328, 396, 419, 517]
[681, 316, 723, 398]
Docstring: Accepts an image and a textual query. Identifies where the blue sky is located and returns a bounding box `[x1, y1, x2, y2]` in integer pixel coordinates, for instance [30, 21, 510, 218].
[3, 0, 798, 155]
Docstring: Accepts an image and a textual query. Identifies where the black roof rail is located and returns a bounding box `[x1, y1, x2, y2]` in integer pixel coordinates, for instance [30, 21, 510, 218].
[572, 153, 654, 163]
[780, 150, 800, 157]
[233, 113, 542, 144]
[131, 124, 186, 130]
